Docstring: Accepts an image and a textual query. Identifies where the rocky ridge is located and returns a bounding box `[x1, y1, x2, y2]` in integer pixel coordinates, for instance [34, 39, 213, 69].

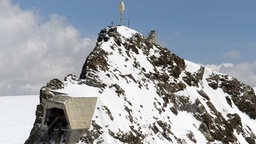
[26, 26, 256, 144]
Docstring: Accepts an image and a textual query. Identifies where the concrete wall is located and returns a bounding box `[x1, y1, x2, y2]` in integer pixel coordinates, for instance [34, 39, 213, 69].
[64, 97, 97, 129]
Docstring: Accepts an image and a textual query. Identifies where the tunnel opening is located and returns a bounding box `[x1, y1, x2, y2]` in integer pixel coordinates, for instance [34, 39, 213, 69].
[44, 108, 68, 143]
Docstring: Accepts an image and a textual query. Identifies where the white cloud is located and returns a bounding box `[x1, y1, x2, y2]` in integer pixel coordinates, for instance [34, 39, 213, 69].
[223, 50, 241, 60]
[0, 0, 95, 95]
[205, 62, 256, 87]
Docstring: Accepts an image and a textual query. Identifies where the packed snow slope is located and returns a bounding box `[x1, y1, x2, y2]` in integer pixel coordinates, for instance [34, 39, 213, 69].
[27, 26, 256, 143]
[0, 95, 38, 144]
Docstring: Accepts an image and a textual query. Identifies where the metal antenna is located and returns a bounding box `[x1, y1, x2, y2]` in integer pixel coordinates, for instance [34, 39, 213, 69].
[120, 0, 125, 25]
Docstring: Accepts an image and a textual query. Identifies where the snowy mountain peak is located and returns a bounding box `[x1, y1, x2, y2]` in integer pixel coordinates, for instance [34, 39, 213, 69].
[26, 26, 256, 144]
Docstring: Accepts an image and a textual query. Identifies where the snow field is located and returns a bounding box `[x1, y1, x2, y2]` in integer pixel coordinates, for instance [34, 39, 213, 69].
[0, 95, 39, 144]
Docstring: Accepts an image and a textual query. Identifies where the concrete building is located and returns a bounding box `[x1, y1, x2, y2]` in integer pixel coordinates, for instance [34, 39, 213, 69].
[148, 30, 157, 43]
[41, 95, 97, 143]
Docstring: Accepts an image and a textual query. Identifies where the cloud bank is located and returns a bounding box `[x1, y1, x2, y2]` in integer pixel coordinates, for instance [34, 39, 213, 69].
[0, 0, 95, 95]
[206, 62, 256, 88]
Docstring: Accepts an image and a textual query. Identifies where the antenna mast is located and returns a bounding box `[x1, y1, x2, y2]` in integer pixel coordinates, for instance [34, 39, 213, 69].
[119, 0, 125, 25]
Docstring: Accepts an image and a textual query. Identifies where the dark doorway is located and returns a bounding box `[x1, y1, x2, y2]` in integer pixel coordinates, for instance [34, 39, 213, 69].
[44, 108, 68, 143]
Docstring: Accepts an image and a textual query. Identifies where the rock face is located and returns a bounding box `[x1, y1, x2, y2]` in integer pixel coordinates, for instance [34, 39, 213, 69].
[26, 26, 256, 144]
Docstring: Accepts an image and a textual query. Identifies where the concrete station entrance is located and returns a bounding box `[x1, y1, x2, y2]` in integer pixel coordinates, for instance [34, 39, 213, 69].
[41, 95, 97, 143]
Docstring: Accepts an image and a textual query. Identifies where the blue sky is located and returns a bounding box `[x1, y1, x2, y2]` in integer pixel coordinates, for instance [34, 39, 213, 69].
[12, 0, 256, 64]
[0, 0, 256, 95]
